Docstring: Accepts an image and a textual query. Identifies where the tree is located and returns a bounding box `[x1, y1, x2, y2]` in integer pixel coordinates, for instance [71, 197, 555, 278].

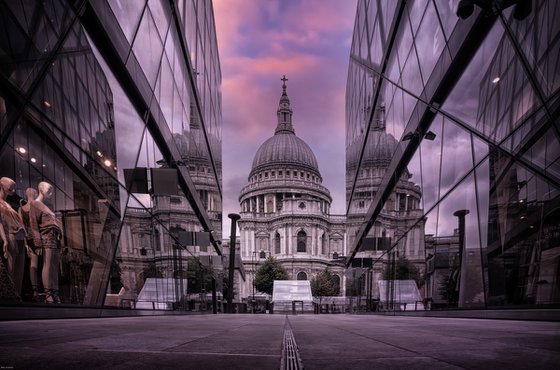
[109, 259, 123, 294]
[186, 257, 213, 294]
[254, 257, 289, 295]
[383, 256, 423, 288]
[311, 268, 339, 305]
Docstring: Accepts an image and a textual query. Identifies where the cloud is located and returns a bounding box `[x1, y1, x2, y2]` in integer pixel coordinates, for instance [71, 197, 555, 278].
[214, 0, 357, 236]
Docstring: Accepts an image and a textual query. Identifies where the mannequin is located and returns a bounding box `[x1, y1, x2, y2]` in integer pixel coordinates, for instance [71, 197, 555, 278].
[29, 181, 63, 303]
[19, 187, 40, 300]
[0, 177, 25, 297]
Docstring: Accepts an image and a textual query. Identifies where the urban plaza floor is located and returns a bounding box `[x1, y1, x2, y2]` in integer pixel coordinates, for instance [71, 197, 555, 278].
[1, 312, 560, 370]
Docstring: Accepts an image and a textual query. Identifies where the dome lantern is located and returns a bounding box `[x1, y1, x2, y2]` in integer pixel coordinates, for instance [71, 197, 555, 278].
[275, 75, 294, 134]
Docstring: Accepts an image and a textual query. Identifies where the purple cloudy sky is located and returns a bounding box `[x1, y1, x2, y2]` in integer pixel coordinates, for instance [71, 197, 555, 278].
[213, 0, 358, 237]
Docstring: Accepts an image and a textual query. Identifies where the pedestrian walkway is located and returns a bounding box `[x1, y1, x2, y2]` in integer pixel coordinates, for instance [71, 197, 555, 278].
[1, 314, 559, 369]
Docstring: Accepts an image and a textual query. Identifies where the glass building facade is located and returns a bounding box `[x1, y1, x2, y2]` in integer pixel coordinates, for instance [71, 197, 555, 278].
[346, 0, 559, 310]
[0, 0, 222, 311]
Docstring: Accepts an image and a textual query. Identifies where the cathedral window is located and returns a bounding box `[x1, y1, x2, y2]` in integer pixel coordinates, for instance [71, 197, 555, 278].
[279, 170, 283, 176]
[275, 233, 281, 254]
[321, 233, 327, 255]
[153, 228, 161, 252]
[297, 231, 307, 252]
[276, 193, 283, 211]
[297, 271, 307, 280]
[399, 194, 406, 211]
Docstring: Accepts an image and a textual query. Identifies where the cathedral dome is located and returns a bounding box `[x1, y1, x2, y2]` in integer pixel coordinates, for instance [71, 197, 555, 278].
[251, 131, 319, 175]
[347, 128, 398, 169]
[249, 76, 320, 178]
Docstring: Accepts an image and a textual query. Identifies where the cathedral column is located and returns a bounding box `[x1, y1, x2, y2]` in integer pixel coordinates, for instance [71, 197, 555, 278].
[311, 227, 316, 256]
[287, 225, 292, 255]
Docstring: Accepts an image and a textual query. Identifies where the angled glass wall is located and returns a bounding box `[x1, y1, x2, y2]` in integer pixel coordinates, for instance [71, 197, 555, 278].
[0, 0, 222, 312]
[346, 0, 560, 310]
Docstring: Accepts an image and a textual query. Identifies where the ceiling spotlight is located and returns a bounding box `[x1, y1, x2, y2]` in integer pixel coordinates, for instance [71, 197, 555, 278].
[424, 131, 437, 141]
[402, 132, 416, 141]
[17, 147, 27, 154]
[96, 150, 103, 157]
[43, 100, 51, 108]
[513, 0, 532, 20]
[492, 77, 500, 84]
[457, 0, 474, 19]
[103, 159, 112, 167]
[30, 157, 37, 163]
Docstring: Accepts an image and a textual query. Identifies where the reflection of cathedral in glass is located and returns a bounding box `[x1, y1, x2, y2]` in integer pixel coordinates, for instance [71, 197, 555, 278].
[237, 78, 346, 301]
[346, 0, 560, 310]
[346, 99, 425, 302]
[0, 1, 120, 305]
[0, 0, 223, 311]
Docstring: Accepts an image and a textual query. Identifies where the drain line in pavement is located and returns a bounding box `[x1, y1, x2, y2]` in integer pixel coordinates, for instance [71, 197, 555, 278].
[281, 316, 304, 370]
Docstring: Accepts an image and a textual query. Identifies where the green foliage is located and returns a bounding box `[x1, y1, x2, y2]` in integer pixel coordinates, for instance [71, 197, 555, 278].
[186, 257, 219, 295]
[254, 257, 289, 295]
[311, 268, 339, 298]
[383, 256, 423, 288]
[109, 259, 123, 294]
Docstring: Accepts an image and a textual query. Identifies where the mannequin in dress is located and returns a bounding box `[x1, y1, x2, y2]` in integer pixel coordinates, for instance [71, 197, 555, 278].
[0, 177, 25, 297]
[29, 181, 63, 303]
[19, 187, 40, 300]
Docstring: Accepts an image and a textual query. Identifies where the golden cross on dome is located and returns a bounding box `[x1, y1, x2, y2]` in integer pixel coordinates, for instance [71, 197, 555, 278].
[281, 75, 288, 89]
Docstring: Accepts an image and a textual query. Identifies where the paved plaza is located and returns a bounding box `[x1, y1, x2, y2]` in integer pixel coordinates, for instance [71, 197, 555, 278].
[1, 314, 559, 369]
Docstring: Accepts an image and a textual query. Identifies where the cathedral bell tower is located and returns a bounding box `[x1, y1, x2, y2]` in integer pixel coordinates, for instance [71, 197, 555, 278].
[275, 75, 294, 134]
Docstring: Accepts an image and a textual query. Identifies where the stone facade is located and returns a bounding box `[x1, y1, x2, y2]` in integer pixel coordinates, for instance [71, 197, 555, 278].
[237, 78, 347, 301]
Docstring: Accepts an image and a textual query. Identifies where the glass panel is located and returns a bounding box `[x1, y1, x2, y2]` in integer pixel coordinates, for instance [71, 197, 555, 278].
[414, 1, 445, 85]
[521, 126, 560, 179]
[506, 0, 560, 97]
[486, 149, 560, 306]
[108, 0, 146, 44]
[433, 0, 459, 43]
[132, 10, 164, 89]
[418, 114, 443, 213]
[442, 20, 538, 144]
[148, 0, 171, 42]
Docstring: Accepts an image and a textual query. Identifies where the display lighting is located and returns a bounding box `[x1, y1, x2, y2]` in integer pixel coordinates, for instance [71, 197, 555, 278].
[402, 130, 437, 141]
